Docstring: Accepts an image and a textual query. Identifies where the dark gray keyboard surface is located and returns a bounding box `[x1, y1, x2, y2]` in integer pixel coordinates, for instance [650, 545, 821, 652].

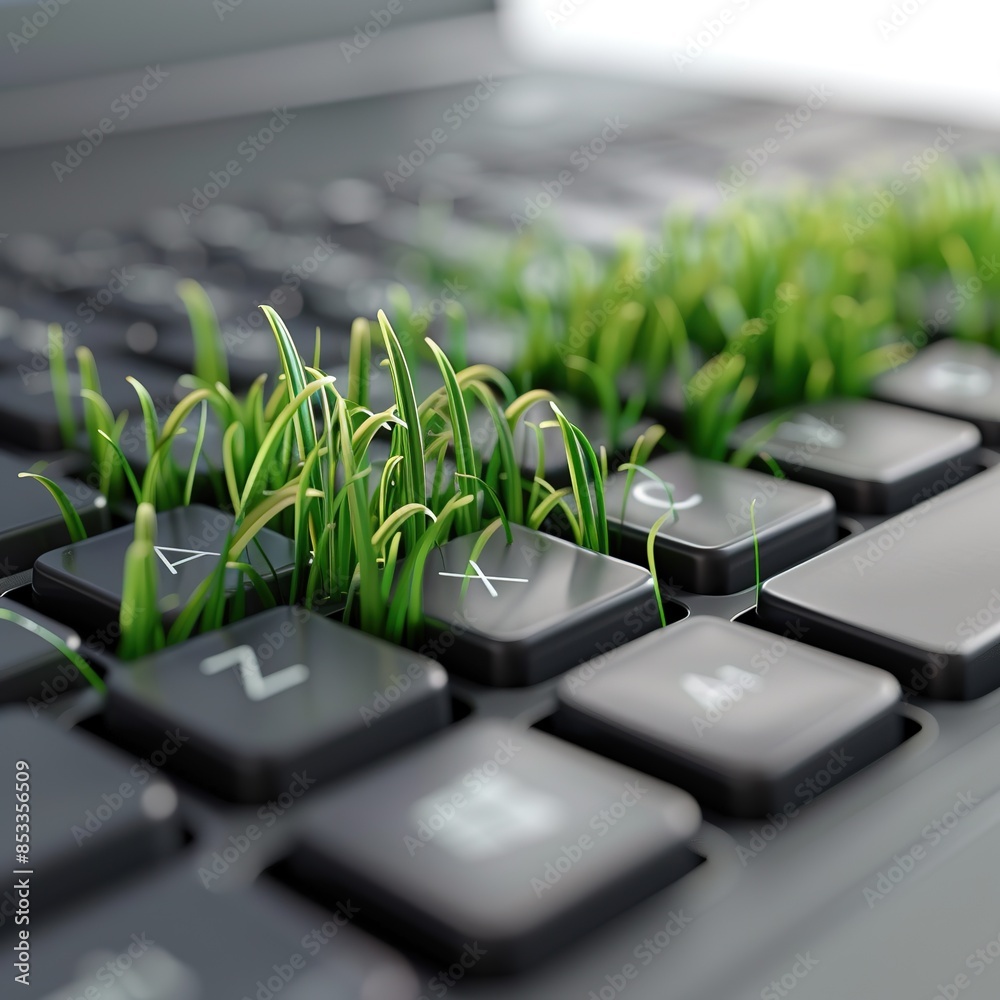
[3, 69, 1000, 1000]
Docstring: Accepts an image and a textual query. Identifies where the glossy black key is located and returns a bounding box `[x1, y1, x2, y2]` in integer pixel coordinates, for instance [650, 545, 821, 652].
[0, 707, 183, 920]
[510, 397, 606, 487]
[873, 338, 1000, 445]
[33, 504, 296, 640]
[116, 408, 226, 504]
[555, 616, 902, 816]
[0, 449, 108, 574]
[729, 398, 981, 513]
[104, 606, 450, 801]
[26, 861, 418, 998]
[0, 597, 88, 704]
[112, 262, 242, 324]
[603, 452, 837, 594]
[0, 355, 185, 450]
[289, 719, 701, 972]
[419, 522, 657, 686]
[617, 362, 692, 437]
[758, 463, 1000, 699]
[149, 314, 350, 387]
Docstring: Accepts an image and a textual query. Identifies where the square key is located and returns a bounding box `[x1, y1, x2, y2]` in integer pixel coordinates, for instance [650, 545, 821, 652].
[33, 503, 296, 641]
[556, 616, 902, 816]
[0, 448, 108, 574]
[0, 355, 185, 451]
[0, 707, 184, 918]
[603, 452, 836, 594]
[27, 861, 419, 998]
[289, 719, 701, 972]
[0, 596, 88, 704]
[104, 606, 450, 802]
[419, 522, 657, 686]
[758, 463, 1000, 699]
[729, 398, 980, 513]
[873, 338, 1000, 445]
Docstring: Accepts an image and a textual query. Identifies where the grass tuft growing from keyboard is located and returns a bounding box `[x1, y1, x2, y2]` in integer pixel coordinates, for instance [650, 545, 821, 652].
[29, 297, 648, 658]
[401, 158, 1000, 460]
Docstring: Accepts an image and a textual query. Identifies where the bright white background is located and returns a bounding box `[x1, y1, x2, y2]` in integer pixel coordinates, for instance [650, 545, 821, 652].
[501, 0, 1000, 127]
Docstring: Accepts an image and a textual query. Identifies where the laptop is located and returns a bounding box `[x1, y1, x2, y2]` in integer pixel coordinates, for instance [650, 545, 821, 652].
[1, 2, 999, 998]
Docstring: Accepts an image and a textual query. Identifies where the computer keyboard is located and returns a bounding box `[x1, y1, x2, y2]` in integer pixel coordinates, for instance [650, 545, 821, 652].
[3, 77, 1000, 1000]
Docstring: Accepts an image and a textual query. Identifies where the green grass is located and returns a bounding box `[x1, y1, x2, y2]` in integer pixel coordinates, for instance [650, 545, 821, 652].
[30, 291, 622, 660]
[398, 158, 1000, 458]
[26, 156, 1000, 662]
[0, 606, 105, 693]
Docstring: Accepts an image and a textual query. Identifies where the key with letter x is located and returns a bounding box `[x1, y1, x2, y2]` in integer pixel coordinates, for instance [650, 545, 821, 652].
[436, 559, 529, 597]
[418, 522, 657, 686]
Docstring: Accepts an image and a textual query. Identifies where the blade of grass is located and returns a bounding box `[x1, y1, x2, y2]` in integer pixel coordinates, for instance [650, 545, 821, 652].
[0, 607, 105, 692]
[17, 473, 89, 541]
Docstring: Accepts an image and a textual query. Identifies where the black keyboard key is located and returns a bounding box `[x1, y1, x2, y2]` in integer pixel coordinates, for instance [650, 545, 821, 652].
[510, 397, 606, 488]
[33, 503, 296, 640]
[113, 263, 241, 325]
[0, 449, 108, 574]
[730, 399, 981, 513]
[873, 338, 1000, 445]
[603, 452, 836, 594]
[27, 861, 418, 998]
[0, 707, 183, 919]
[758, 464, 1000, 699]
[555, 616, 901, 816]
[419, 522, 657, 686]
[288, 719, 701, 972]
[0, 355, 185, 451]
[104, 606, 450, 801]
[0, 597, 87, 705]
[149, 313, 350, 386]
[116, 408, 226, 503]
[618, 364, 688, 436]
